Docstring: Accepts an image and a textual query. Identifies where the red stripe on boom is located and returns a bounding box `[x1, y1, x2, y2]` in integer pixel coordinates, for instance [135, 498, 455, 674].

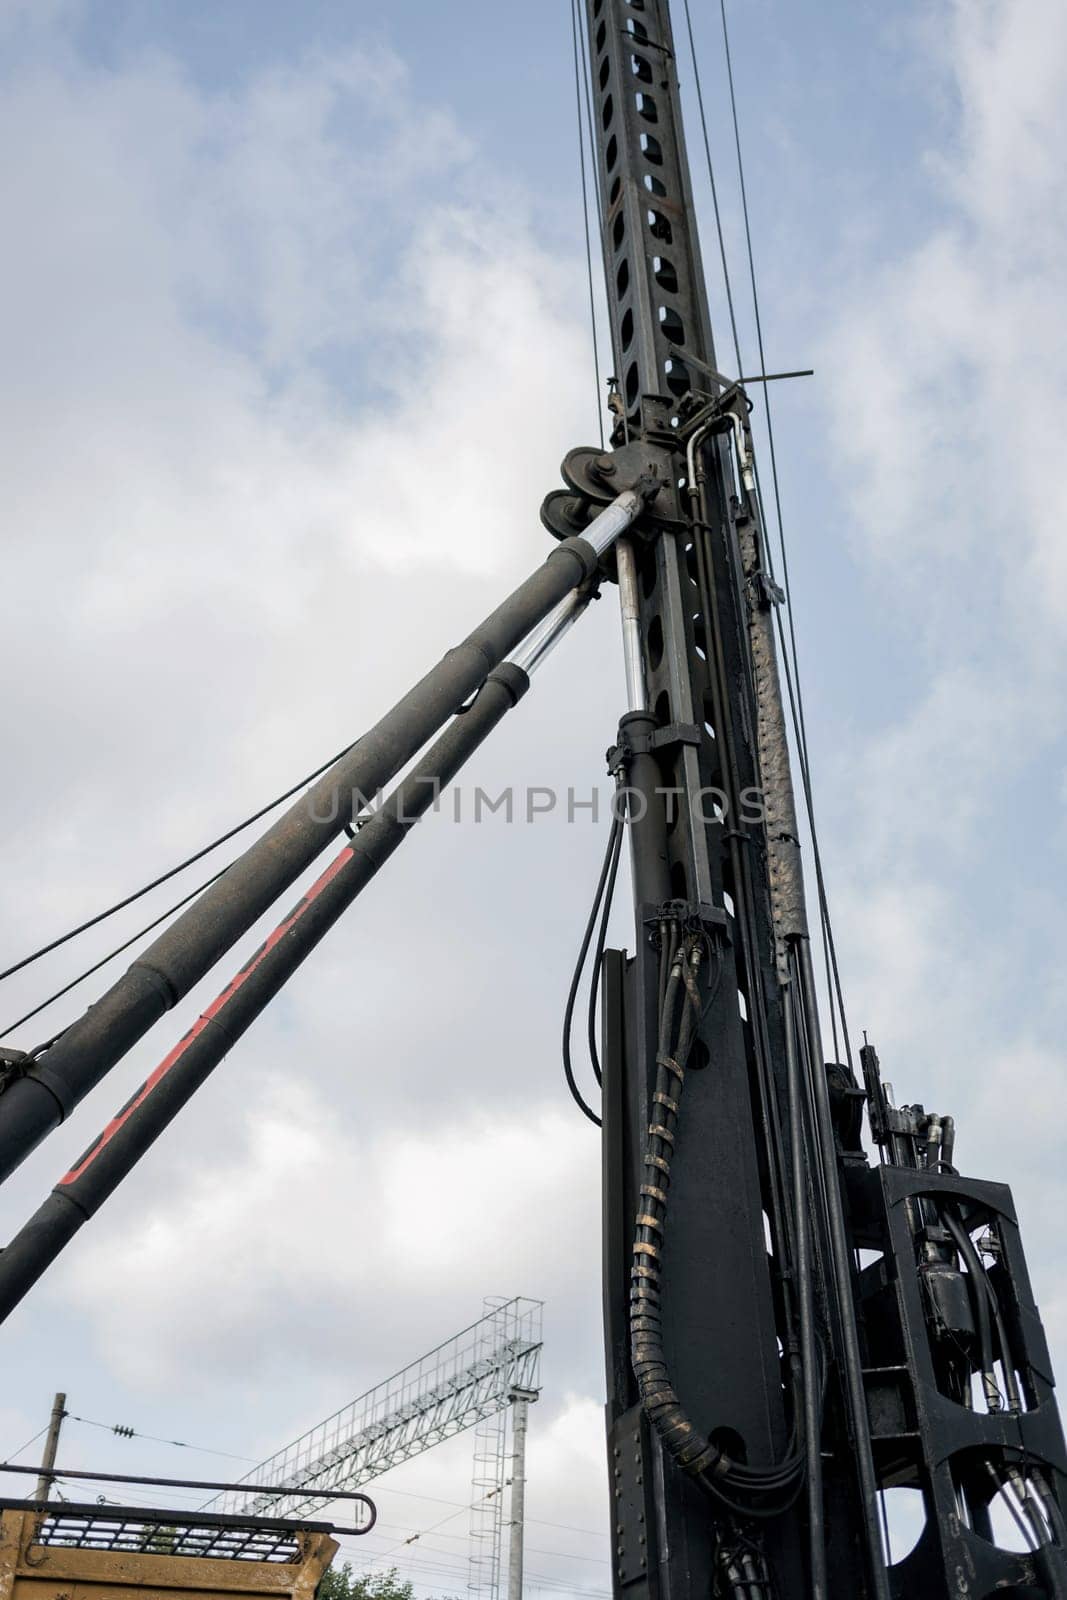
[60, 844, 355, 1186]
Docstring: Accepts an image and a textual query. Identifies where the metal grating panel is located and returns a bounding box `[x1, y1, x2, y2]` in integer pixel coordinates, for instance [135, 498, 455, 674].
[31, 1508, 303, 1562]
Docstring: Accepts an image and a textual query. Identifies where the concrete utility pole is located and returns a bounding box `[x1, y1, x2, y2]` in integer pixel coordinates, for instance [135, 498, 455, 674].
[506, 1387, 537, 1600]
[33, 1392, 66, 1505]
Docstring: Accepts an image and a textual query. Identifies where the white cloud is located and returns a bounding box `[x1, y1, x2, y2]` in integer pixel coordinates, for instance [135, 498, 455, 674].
[59, 1081, 599, 1390]
[0, 14, 612, 1528]
[0, 21, 595, 977]
[816, 0, 1067, 1372]
[826, 0, 1067, 637]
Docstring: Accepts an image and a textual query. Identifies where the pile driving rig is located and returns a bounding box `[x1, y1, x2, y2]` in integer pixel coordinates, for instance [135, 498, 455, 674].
[0, 4, 1064, 1597]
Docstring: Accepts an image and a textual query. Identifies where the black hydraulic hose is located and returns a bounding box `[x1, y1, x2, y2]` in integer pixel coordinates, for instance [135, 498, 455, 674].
[689, 471, 796, 1316]
[1034, 1472, 1067, 1546]
[0, 521, 618, 1188]
[1035, 1540, 1067, 1600]
[978, 1233, 1023, 1414]
[587, 796, 625, 1086]
[0, 663, 538, 1325]
[629, 927, 806, 1520]
[615, 707, 671, 911]
[562, 805, 622, 1125]
[688, 453, 810, 1514]
[631, 943, 716, 1472]
[793, 939, 890, 1599]
[658, 918, 679, 1024]
[942, 1208, 1000, 1412]
[784, 979, 827, 1599]
[741, 1550, 771, 1598]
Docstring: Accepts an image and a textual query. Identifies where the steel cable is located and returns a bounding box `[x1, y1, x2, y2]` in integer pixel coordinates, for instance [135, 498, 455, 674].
[570, 0, 605, 448]
[0, 858, 235, 1043]
[681, 0, 853, 1068]
[681, 0, 744, 379]
[717, 0, 855, 1069]
[0, 744, 354, 987]
[562, 799, 625, 1125]
[586, 797, 625, 1088]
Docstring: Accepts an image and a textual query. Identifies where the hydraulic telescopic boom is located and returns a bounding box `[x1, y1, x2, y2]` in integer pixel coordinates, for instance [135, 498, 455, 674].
[0, 485, 675, 1317]
[0, 493, 645, 1189]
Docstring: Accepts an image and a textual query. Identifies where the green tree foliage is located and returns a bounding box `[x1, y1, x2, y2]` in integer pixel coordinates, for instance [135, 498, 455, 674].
[316, 1563, 423, 1600]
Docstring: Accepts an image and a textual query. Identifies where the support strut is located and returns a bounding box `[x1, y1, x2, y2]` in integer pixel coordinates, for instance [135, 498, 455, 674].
[0, 491, 644, 1190]
[0, 500, 642, 1323]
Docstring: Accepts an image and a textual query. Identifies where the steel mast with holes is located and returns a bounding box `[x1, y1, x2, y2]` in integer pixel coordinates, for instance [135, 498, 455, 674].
[569, 3, 1067, 1599]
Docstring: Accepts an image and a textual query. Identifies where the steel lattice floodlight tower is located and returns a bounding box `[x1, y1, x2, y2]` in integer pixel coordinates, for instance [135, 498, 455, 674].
[206, 1300, 542, 1525]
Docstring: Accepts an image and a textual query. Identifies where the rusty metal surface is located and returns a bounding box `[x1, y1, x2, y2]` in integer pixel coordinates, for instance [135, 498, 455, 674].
[0, 1508, 336, 1600]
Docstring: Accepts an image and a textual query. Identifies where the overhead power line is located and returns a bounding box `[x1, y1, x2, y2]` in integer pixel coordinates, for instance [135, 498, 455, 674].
[0, 1425, 48, 1466]
[0, 742, 353, 987]
[67, 1414, 259, 1465]
[570, 0, 605, 448]
[0, 859, 234, 1042]
[0, 742, 358, 1043]
[366, 1518, 608, 1565]
[682, 0, 854, 1067]
[354, 1481, 606, 1540]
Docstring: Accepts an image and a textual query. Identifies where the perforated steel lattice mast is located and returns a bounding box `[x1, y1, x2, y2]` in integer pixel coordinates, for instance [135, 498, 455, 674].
[577, 4, 1067, 1599]
[581, 6, 834, 1593]
[206, 1299, 541, 1525]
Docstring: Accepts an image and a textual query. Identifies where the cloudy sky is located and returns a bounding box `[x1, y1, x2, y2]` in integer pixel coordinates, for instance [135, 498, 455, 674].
[0, 0, 1065, 1592]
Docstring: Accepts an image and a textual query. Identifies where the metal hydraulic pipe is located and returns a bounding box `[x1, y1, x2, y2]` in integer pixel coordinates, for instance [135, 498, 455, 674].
[0, 590, 604, 1324]
[613, 536, 670, 910]
[794, 938, 891, 1600]
[615, 538, 646, 714]
[784, 986, 826, 1600]
[510, 588, 587, 675]
[0, 489, 646, 1189]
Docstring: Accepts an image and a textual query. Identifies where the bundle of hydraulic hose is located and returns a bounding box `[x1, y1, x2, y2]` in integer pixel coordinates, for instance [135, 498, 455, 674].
[629, 915, 807, 1520]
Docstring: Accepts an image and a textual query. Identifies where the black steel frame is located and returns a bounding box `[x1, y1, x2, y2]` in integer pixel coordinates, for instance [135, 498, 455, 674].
[582, 4, 1067, 1600]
